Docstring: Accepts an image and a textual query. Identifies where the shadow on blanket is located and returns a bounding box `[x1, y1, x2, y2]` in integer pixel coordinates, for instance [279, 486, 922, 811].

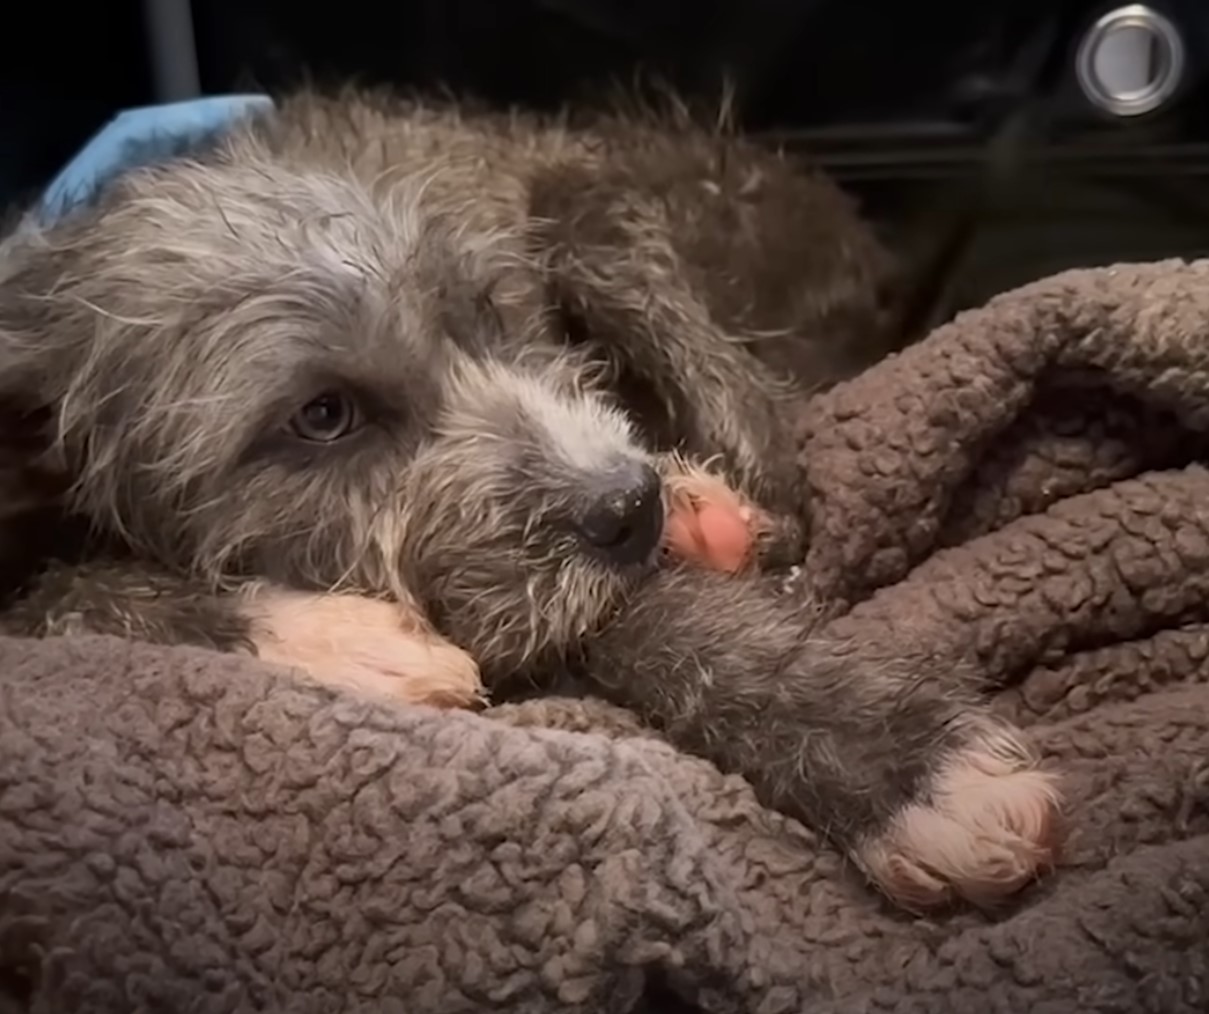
[3, 259, 1209, 1013]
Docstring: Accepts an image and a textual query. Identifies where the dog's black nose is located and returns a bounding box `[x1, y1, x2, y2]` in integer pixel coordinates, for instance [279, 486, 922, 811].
[576, 463, 664, 566]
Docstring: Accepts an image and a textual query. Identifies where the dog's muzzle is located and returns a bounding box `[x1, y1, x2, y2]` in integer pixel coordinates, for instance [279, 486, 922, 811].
[574, 461, 663, 567]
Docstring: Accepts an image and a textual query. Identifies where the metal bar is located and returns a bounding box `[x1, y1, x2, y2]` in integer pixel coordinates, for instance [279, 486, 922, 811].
[142, 0, 202, 102]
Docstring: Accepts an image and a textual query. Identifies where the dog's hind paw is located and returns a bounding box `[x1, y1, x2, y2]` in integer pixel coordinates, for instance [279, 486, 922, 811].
[244, 588, 485, 709]
[660, 458, 772, 574]
[855, 728, 1062, 910]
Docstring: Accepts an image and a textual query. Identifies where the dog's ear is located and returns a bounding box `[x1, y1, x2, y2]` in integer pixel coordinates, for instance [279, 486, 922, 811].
[527, 162, 698, 448]
[0, 398, 77, 606]
[0, 227, 76, 413]
[0, 214, 98, 493]
[0, 212, 105, 451]
[0, 221, 95, 598]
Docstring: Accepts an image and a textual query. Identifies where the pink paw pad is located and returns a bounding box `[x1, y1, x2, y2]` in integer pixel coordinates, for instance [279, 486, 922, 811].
[661, 461, 771, 574]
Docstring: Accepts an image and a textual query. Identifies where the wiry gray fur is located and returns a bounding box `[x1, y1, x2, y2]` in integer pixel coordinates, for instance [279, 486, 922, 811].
[0, 89, 1050, 904]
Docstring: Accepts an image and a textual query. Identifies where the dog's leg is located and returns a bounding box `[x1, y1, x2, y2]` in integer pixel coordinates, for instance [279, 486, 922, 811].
[531, 168, 806, 565]
[2, 560, 484, 709]
[584, 567, 1061, 910]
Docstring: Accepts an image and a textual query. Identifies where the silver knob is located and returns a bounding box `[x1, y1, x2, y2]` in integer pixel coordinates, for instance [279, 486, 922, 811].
[1074, 4, 1187, 117]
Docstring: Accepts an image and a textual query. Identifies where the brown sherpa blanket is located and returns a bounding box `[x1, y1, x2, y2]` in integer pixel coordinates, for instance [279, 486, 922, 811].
[4, 259, 1209, 1013]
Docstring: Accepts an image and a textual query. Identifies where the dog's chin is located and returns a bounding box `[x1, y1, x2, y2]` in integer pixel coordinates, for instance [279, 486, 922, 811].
[555, 551, 655, 641]
[488, 550, 654, 679]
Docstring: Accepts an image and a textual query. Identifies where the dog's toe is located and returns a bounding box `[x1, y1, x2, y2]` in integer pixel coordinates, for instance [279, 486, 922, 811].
[246, 588, 485, 708]
[856, 730, 1062, 910]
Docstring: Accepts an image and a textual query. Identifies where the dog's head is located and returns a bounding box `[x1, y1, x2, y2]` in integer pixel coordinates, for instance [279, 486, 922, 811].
[0, 140, 664, 679]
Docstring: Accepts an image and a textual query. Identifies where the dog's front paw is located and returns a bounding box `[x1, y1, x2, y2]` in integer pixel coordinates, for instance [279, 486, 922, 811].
[855, 723, 1061, 910]
[244, 588, 485, 709]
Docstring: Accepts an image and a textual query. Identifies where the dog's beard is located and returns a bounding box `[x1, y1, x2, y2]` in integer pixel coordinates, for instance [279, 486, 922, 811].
[399, 441, 653, 683]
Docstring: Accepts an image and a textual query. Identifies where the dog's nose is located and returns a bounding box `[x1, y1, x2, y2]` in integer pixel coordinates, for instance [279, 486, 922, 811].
[576, 463, 664, 565]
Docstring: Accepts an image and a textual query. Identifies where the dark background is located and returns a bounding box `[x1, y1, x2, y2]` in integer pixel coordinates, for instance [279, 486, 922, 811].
[5, 0, 1209, 323]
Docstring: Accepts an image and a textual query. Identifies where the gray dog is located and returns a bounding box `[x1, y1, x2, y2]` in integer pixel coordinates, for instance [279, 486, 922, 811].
[0, 88, 1059, 910]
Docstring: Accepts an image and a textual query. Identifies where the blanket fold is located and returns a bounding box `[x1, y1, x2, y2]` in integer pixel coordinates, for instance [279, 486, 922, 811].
[4, 259, 1209, 1013]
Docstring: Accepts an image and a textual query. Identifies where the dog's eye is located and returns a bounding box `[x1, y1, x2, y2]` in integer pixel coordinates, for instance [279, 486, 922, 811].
[289, 392, 362, 443]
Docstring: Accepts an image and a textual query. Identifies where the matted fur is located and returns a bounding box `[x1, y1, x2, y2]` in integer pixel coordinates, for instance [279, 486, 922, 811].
[0, 88, 1057, 909]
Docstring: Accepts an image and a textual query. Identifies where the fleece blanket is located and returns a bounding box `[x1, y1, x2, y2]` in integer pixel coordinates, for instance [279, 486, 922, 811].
[3, 259, 1209, 1013]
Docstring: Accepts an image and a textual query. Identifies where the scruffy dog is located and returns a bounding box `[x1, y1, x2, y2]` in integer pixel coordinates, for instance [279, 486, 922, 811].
[0, 89, 1059, 910]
